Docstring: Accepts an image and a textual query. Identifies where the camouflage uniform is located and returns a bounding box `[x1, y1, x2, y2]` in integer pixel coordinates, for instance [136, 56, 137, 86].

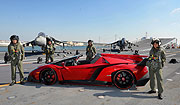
[86, 45, 96, 61]
[8, 42, 25, 83]
[146, 47, 166, 94]
[45, 44, 55, 63]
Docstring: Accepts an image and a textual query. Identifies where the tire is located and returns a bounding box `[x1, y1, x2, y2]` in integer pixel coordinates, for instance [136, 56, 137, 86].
[40, 68, 57, 85]
[27, 75, 33, 82]
[103, 49, 106, 52]
[112, 70, 134, 89]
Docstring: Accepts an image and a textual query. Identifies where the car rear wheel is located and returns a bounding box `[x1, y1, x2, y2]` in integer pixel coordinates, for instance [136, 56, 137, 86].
[113, 70, 134, 89]
[40, 68, 57, 85]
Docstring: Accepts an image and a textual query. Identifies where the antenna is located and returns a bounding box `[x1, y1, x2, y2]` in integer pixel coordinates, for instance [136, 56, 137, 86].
[99, 36, 100, 43]
[115, 34, 117, 41]
[146, 32, 148, 38]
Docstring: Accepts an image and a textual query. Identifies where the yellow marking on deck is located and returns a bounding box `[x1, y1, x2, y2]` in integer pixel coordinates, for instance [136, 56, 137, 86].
[0, 81, 20, 88]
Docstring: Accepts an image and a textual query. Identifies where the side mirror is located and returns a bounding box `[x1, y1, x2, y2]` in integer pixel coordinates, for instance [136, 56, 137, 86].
[61, 62, 65, 67]
[61, 62, 69, 70]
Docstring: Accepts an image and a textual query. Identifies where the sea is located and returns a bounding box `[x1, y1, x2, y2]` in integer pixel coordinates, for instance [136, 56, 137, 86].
[0, 46, 105, 52]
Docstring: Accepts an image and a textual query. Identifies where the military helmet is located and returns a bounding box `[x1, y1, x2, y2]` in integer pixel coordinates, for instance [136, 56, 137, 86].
[10, 35, 19, 41]
[88, 40, 93, 43]
[151, 38, 161, 45]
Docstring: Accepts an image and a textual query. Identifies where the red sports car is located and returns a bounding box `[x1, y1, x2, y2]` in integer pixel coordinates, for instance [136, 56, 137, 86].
[28, 53, 149, 89]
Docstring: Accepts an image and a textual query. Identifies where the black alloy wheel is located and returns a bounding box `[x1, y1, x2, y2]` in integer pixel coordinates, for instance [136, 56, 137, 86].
[40, 68, 57, 85]
[113, 70, 134, 89]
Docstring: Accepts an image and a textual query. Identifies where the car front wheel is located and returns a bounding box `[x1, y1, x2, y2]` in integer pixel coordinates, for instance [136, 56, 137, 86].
[40, 68, 57, 85]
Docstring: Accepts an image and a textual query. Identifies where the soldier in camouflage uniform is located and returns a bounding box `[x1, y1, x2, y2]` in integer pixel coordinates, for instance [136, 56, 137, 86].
[86, 40, 96, 61]
[146, 38, 166, 100]
[8, 35, 25, 86]
[45, 38, 55, 63]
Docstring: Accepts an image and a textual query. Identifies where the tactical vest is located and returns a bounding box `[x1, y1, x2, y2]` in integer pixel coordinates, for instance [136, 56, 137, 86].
[86, 45, 96, 57]
[147, 47, 164, 69]
[45, 44, 55, 54]
[8, 43, 23, 61]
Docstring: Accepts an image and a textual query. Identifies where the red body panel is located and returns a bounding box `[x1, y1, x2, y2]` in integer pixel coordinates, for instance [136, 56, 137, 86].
[29, 53, 148, 86]
[61, 63, 109, 80]
[95, 64, 148, 82]
[101, 53, 147, 63]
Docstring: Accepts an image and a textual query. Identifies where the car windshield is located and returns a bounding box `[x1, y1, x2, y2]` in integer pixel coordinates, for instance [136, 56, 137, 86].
[52, 54, 101, 66]
[52, 55, 82, 66]
[90, 53, 101, 64]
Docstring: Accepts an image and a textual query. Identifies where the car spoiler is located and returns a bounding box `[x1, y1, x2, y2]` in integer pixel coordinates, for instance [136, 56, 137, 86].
[101, 53, 148, 63]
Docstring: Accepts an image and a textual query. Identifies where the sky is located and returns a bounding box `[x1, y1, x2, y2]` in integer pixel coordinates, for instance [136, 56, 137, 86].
[0, 0, 180, 43]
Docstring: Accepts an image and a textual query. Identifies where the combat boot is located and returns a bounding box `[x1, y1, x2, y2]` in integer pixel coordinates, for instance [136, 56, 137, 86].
[158, 94, 163, 100]
[9, 82, 15, 86]
[147, 90, 156, 94]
